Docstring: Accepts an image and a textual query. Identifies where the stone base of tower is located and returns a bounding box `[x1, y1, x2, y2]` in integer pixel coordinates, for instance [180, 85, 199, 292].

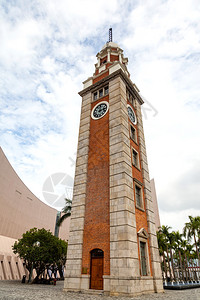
[109, 276, 163, 296]
[63, 275, 89, 292]
[63, 275, 163, 296]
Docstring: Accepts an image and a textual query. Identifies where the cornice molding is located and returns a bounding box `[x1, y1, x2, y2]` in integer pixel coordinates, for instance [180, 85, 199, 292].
[79, 69, 144, 105]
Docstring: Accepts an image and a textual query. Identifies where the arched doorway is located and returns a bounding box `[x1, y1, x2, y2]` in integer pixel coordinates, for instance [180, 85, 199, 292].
[90, 249, 104, 290]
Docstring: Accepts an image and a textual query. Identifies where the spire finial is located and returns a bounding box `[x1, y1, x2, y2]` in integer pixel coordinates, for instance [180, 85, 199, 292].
[109, 28, 112, 42]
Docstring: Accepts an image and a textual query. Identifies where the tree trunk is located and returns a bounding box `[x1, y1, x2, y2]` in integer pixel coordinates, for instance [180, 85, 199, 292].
[183, 253, 188, 282]
[166, 246, 172, 282]
[170, 248, 176, 282]
[28, 264, 33, 283]
[178, 250, 184, 282]
[191, 259, 195, 281]
[194, 233, 200, 261]
[193, 233, 200, 280]
[163, 253, 168, 283]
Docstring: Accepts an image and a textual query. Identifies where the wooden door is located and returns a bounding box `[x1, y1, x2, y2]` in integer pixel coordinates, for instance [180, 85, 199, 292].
[90, 257, 103, 290]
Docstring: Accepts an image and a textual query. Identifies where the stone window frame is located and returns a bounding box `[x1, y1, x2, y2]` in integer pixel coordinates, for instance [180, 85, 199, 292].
[93, 86, 109, 101]
[130, 124, 137, 143]
[104, 86, 109, 95]
[131, 147, 140, 170]
[134, 180, 144, 211]
[99, 88, 103, 98]
[126, 88, 136, 108]
[93, 91, 98, 101]
[138, 228, 151, 276]
[100, 56, 107, 65]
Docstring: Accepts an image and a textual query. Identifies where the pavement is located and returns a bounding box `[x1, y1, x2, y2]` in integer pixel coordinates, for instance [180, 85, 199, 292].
[0, 280, 200, 300]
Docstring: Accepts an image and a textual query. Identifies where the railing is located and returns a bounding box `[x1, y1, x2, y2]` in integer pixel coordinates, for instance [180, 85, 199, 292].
[161, 258, 200, 287]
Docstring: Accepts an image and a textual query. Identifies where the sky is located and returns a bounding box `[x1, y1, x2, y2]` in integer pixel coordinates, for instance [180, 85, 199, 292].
[0, 0, 200, 233]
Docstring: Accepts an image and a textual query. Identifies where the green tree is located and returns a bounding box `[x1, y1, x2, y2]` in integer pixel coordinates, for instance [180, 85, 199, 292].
[157, 229, 168, 281]
[181, 239, 191, 281]
[167, 231, 177, 281]
[159, 225, 174, 281]
[183, 216, 200, 262]
[172, 230, 185, 281]
[57, 239, 68, 279]
[56, 198, 72, 227]
[12, 228, 68, 282]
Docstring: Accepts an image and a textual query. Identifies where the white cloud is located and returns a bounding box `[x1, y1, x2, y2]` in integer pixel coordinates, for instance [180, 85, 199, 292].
[0, 0, 200, 232]
[160, 208, 200, 233]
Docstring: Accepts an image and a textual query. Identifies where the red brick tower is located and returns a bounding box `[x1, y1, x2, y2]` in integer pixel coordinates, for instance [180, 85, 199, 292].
[64, 33, 163, 296]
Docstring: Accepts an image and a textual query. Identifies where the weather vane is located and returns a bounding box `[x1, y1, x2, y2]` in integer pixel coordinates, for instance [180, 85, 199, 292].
[109, 28, 112, 42]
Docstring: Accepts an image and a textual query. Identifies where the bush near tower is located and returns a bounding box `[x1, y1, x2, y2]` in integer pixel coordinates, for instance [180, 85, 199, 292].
[12, 228, 67, 283]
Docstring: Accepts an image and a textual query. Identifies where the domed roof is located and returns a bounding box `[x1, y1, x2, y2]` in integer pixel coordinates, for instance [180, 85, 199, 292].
[102, 41, 119, 50]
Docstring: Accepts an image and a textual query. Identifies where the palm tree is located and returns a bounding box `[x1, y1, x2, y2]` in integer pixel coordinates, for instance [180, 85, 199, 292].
[159, 225, 174, 282]
[181, 238, 190, 282]
[157, 229, 168, 282]
[56, 198, 72, 227]
[183, 216, 200, 262]
[167, 230, 177, 282]
[173, 230, 184, 282]
[185, 244, 196, 281]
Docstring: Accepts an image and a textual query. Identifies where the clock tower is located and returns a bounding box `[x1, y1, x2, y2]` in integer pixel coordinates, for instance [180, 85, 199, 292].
[64, 33, 163, 296]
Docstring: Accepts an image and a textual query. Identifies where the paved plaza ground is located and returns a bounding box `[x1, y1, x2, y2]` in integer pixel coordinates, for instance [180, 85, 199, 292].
[0, 280, 200, 300]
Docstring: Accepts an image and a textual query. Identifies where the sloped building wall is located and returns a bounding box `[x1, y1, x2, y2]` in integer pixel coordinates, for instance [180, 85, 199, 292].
[0, 147, 70, 280]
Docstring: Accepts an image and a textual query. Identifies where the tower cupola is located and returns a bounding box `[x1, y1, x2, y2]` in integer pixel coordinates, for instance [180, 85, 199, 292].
[94, 41, 129, 77]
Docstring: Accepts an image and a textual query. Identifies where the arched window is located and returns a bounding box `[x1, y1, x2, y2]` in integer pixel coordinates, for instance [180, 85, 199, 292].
[91, 248, 104, 258]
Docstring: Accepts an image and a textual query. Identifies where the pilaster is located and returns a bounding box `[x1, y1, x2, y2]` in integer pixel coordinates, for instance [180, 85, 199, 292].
[64, 92, 92, 292]
[109, 76, 140, 293]
[136, 102, 163, 292]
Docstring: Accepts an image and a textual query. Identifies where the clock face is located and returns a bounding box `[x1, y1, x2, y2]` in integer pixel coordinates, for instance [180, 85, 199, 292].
[127, 105, 137, 125]
[91, 101, 109, 120]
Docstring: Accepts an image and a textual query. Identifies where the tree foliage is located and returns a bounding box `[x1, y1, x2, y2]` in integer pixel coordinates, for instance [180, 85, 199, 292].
[12, 228, 68, 280]
[157, 216, 200, 283]
[56, 198, 72, 227]
[183, 215, 200, 261]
